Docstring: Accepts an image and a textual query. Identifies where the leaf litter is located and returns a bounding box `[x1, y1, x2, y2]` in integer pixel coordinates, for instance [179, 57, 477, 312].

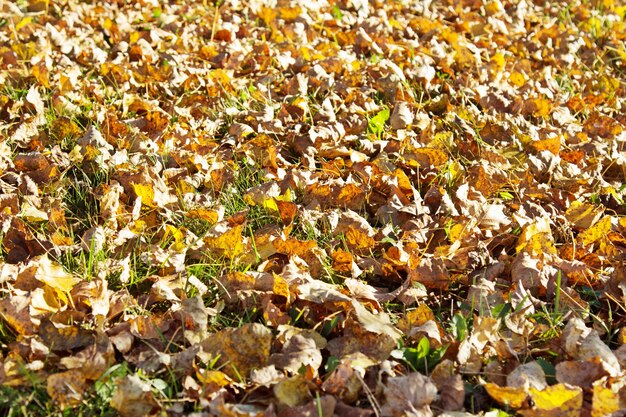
[1, 0, 626, 415]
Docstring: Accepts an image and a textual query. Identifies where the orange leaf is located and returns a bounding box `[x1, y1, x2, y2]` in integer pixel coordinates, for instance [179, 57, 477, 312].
[528, 136, 561, 155]
[484, 383, 528, 409]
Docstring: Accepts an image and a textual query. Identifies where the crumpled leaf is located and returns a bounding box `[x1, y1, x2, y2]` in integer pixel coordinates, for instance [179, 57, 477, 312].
[0, 291, 36, 335]
[351, 299, 402, 342]
[507, 361, 547, 391]
[47, 370, 88, 408]
[270, 333, 324, 376]
[110, 374, 160, 417]
[381, 372, 438, 417]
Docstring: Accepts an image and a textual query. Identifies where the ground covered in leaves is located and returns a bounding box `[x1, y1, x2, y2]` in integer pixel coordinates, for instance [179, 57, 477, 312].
[1, 0, 626, 416]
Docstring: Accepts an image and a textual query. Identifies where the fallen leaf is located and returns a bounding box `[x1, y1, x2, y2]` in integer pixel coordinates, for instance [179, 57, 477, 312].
[274, 375, 311, 407]
[381, 372, 437, 417]
[34, 254, 81, 305]
[47, 370, 88, 408]
[39, 318, 95, 351]
[110, 374, 161, 417]
[484, 383, 528, 409]
[578, 215, 612, 247]
[351, 299, 402, 342]
[200, 323, 273, 379]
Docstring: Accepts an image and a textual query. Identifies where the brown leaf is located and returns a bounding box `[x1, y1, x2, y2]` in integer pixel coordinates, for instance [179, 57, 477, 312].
[326, 318, 397, 362]
[47, 370, 88, 408]
[556, 360, 608, 389]
[200, 323, 273, 379]
[39, 318, 95, 351]
[0, 291, 36, 335]
[277, 395, 336, 417]
[110, 374, 161, 417]
[381, 372, 437, 417]
[408, 256, 451, 290]
[270, 333, 323, 376]
[273, 375, 312, 408]
[322, 363, 362, 404]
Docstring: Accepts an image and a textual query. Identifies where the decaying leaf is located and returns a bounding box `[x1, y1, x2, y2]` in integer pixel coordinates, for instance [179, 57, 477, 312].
[47, 370, 88, 408]
[3, 0, 626, 413]
[110, 374, 160, 417]
[200, 323, 272, 379]
[381, 372, 437, 417]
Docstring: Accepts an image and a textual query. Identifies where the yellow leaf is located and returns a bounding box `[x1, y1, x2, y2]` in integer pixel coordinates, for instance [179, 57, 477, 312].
[15, 16, 32, 31]
[529, 384, 583, 416]
[204, 224, 245, 258]
[491, 53, 506, 74]
[276, 188, 292, 202]
[164, 225, 184, 244]
[176, 179, 196, 195]
[528, 136, 561, 155]
[510, 71, 526, 87]
[210, 69, 233, 92]
[129, 31, 141, 44]
[261, 197, 279, 213]
[592, 379, 623, 417]
[195, 369, 231, 394]
[130, 220, 146, 233]
[35, 255, 81, 296]
[579, 215, 612, 246]
[516, 218, 557, 256]
[523, 97, 552, 118]
[132, 183, 156, 208]
[278, 6, 301, 20]
[49, 117, 82, 142]
[164, 225, 185, 251]
[397, 303, 436, 333]
[448, 222, 467, 243]
[272, 273, 290, 299]
[345, 226, 375, 250]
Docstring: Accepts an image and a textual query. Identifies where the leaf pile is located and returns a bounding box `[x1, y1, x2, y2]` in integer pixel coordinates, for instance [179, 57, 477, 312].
[2, 0, 626, 415]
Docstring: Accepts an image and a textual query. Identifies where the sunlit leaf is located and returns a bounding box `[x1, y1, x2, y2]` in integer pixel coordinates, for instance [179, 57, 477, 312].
[35, 255, 81, 304]
[484, 383, 528, 409]
[579, 216, 612, 246]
